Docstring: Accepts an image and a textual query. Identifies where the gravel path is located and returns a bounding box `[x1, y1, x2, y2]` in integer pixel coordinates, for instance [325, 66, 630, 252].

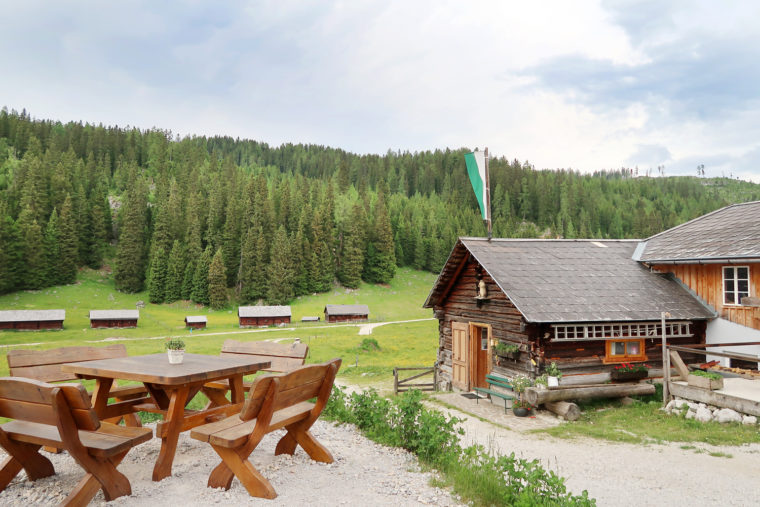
[0, 420, 457, 506]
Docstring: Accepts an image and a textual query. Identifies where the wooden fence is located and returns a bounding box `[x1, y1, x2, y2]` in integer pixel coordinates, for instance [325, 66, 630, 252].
[393, 364, 437, 395]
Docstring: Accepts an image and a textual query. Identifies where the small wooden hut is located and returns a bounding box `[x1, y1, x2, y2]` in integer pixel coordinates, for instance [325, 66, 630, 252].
[238, 306, 291, 327]
[324, 304, 369, 323]
[89, 310, 139, 329]
[0, 310, 65, 330]
[185, 315, 207, 329]
[424, 238, 715, 392]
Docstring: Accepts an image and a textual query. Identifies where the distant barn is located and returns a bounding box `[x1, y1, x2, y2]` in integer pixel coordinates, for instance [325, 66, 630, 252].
[185, 315, 207, 329]
[238, 306, 292, 327]
[324, 304, 369, 323]
[89, 310, 139, 329]
[0, 310, 65, 330]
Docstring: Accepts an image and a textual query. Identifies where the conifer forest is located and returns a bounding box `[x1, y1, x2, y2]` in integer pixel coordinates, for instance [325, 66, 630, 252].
[0, 108, 758, 306]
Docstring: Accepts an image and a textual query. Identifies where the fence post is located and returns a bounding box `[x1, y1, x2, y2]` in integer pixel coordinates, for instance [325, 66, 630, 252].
[662, 311, 671, 407]
[433, 361, 438, 391]
[393, 367, 398, 395]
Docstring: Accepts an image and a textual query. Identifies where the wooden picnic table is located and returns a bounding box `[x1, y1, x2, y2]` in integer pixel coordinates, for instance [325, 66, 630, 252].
[61, 353, 270, 481]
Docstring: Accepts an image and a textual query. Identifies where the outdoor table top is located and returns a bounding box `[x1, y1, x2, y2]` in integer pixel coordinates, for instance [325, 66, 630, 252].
[61, 353, 271, 386]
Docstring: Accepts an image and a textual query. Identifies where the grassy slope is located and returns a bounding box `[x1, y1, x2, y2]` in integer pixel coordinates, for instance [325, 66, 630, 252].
[0, 267, 439, 382]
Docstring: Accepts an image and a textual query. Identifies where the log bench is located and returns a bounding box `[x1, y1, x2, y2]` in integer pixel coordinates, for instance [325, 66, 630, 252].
[191, 358, 341, 499]
[0, 377, 152, 505]
[7, 345, 149, 430]
[473, 373, 515, 412]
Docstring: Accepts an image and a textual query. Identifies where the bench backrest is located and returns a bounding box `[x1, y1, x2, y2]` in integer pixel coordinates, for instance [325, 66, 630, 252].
[7, 344, 129, 383]
[241, 358, 341, 421]
[0, 376, 100, 431]
[220, 339, 308, 373]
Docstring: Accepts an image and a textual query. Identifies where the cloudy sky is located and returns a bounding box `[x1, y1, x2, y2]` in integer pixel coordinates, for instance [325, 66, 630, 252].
[2, 1, 759, 180]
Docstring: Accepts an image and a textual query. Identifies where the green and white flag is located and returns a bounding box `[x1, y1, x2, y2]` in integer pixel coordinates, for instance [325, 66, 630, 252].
[464, 150, 489, 221]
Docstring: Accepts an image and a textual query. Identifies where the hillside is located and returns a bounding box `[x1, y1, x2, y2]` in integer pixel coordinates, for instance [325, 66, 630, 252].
[1, 107, 759, 305]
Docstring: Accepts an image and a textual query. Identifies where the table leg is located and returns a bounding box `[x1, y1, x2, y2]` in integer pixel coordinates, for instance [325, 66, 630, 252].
[152, 386, 189, 481]
[229, 375, 245, 404]
[90, 378, 114, 416]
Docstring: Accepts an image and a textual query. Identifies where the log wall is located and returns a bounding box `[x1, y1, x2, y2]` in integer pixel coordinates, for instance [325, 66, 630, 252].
[239, 316, 291, 327]
[90, 319, 137, 328]
[325, 314, 367, 323]
[0, 320, 64, 330]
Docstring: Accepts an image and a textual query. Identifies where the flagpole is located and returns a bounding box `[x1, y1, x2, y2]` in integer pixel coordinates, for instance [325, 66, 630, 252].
[485, 147, 492, 240]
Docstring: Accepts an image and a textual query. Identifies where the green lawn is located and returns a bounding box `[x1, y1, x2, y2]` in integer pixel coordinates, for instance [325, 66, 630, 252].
[0, 266, 439, 381]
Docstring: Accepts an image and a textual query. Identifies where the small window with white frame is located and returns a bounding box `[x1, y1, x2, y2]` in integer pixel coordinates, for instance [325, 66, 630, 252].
[723, 266, 750, 305]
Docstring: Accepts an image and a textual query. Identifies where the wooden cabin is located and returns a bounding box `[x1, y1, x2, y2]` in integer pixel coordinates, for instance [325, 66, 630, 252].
[0, 310, 65, 330]
[324, 304, 369, 323]
[238, 306, 291, 327]
[635, 201, 760, 368]
[424, 238, 715, 392]
[185, 315, 207, 329]
[89, 310, 139, 328]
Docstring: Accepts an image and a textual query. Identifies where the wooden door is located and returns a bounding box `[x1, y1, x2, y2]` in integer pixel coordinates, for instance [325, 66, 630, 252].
[470, 324, 491, 389]
[451, 322, 469, 390]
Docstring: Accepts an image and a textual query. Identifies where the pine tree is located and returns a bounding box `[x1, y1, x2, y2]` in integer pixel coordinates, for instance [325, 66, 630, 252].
[164, 240, 184, 303]
[208, 248, 228, 310]
[181, 260, 196, 300]
[148, 247, 168, 304]
[58, 194, 79, 285]
[266, 226, 294, 305]
[43, 208, 61, 285]
[0, 203, 22, 294]
[17, 208, 45, 289]
[337, 203, 365, 289]
[114, 179, 149, 293]
[363, 190, 396, 283]
[238, 227, 260, 303]
[191, 245, 212, 305]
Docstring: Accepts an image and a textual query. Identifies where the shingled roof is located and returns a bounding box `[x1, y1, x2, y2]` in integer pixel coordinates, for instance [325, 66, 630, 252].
[238, 306, 291, 318]
[635, 201, 760, 263]
[0, 310, 65, 322]
[424, 238, 715, 324]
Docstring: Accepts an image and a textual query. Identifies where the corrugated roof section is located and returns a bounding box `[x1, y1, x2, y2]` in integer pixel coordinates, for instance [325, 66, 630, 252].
[0, 309, 66, 322]
[89, 310, 139, 320]
[425, 238, 716, 324]
[324, 304, 369, 316]
[637, 201, 760, 262]
[238, 306, 292, 318]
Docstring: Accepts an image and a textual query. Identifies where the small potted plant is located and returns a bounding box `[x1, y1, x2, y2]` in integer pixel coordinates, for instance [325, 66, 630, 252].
[511, 375, 533, 416]
[494, 342, 520, 360]
[610, 362, 650, 381]
[545, 361, 562, 387]
[687, 369, 724, 390]
[165, 338, 186, 364]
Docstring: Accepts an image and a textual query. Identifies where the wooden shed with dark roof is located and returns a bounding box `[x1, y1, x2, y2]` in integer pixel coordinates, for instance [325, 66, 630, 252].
[424, 238, 715, 392]
[0, 310, 65, 330]
[324, 304, 369, 323]
[238, 306, 291, 327]
[89, 310, 139, 329]
[185, 315, 207, 329]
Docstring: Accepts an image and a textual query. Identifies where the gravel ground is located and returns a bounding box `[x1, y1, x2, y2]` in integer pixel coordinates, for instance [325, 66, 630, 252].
[0, 420, 457, 506]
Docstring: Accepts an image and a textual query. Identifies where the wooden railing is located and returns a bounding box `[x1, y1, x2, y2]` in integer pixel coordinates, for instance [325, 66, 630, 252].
[393, 364, 437, 395]
[722, 306, 760, 329]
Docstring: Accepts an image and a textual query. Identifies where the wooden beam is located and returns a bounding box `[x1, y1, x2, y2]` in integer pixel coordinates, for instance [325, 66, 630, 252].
[669, 382, 760, 417]
[524, 384, 655, 405]
[669, 350, 690, 379]
[543, 401, 581, 421]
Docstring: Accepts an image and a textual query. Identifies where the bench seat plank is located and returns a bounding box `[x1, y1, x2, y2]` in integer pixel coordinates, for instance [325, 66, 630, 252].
[0, 421, 152, 458]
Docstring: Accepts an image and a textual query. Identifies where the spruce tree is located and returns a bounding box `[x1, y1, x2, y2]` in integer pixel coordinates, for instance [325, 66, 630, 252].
[148, 247, 167, 304]
[17, 208, 45, 289]
[0, 203, 22, 294]
[43, 208, 61, 285]
[337, 203, 365, 289]
[164, 240, 184, 303]
[58, 195, 79, 285]
[181, 261, 196, 301]
[114, 180, 149, 293]
[191, 245, 212, 305]
[237, 227, 260, 304]
[208, 248, 228, 310]
[266, 226, 294, 305]
[363, 191, 396, 283]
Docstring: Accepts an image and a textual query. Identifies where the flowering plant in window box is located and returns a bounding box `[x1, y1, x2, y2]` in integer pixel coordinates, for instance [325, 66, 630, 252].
[610, 363, 650, 381]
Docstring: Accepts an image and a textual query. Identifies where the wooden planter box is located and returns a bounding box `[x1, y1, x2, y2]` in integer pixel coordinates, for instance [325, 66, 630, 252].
[687, 373, 724, 390]
[610, 370, 648, 381]
[496, 350, 520, 361]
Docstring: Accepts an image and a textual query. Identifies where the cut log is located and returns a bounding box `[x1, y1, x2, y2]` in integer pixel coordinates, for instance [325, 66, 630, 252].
[669, 350, 690, 379]
[524, 383, 655, 405]
[544, 401, 581, 421]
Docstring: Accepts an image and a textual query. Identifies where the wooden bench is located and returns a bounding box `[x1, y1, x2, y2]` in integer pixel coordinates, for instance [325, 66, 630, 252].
[0, 377, 153, 505]
[473, 373, 515, 412]
[7, 344, 149, 428]
[202, 340, 308, 404]
[191, 358, 341, 499]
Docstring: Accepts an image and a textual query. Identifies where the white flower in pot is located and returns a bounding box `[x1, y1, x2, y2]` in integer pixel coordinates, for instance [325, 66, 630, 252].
[165, 338, 186, 364]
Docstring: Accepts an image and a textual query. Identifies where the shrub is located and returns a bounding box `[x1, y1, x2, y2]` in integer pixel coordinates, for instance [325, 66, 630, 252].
[689, 369, 722, 380]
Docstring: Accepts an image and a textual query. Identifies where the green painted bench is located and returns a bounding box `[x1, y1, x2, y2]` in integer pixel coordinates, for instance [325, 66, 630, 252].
[473, 374, 514, 412]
